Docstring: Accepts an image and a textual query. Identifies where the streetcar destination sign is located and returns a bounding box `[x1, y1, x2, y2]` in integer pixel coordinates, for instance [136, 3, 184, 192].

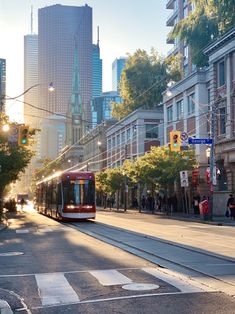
[188, 138, 213, 144]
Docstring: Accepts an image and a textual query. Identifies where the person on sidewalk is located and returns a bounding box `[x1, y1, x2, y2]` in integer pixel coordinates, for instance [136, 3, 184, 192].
[227, 194, 235, 219]
[20, 198, 25, 209]
[193, 195, 200, 215]
[132, 197, 138, 209]
[141, 195, 146, 211]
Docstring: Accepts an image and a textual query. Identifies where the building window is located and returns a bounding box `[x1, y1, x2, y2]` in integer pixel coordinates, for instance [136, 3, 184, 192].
[183, 6, 188, 18]
[176, 100, 183, 120]
[108, 139, 111, 150]
[117, 134, 120, 145]
[187, 93, 195, 115]
[183, 64, 188, 77]
[167, 105, 173, 123]
[112, 137, 116, 147]
[184, 45, 188, 61]
[121, 131, 125, 143]
[219, 107, 226, 135]
[190, 1, 195, 12]
[127, 128, 131, 141]
[218, 60, 225, 87]
[146, 124, 158, 138]
[132, 125, 137, 138]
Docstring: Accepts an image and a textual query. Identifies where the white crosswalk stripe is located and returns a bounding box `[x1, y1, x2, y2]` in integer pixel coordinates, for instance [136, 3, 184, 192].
[35, 273, 80, 306]
[89, 269, 132, 286]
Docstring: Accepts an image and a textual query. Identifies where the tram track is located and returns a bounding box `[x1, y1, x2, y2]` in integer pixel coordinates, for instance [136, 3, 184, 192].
[65, 221, 235, 296]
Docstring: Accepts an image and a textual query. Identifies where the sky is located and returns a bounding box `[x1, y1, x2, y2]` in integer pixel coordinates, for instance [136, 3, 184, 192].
[0, 0, 170, 120]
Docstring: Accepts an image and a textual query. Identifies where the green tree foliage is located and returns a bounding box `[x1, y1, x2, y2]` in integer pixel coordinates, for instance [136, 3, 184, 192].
[124, 146, 197, 192]
[96, 147, 197, 208]
[111, 49, 181, 120]
[96, 167, 125, 209]
[0, 114, 34, 212]
[170, 0, 234, 67]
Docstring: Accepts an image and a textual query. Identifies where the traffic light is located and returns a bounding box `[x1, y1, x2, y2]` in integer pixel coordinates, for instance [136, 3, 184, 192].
[170, 131, 181, 151]
[18, 125, 29, 146]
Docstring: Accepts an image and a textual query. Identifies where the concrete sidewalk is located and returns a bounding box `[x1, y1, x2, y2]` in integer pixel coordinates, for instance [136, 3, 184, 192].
[98, 206, 235, 226]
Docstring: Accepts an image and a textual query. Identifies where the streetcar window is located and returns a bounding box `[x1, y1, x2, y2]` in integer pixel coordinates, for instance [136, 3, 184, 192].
[63, 180, 95, 205]
[57, 183, 62, 205]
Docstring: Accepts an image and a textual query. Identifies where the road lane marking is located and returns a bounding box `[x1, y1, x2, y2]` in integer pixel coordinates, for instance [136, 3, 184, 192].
[143, 267, 215, 293]
[89, 269, 132, 286]
[0, 252, 24, 256]
[16, 229, 29, 233]
[35, 273, 79, 306]
[31, 290, 205, 310]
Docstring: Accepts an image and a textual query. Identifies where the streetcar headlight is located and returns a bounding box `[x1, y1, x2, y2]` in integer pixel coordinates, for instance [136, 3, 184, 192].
[67, 205, 75, 209]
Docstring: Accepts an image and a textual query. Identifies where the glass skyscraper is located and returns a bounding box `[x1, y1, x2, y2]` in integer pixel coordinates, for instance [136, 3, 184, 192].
[92, 43, 102, 98]
[0, 58, 6, 112]
[112, 57, 127, 92]
[38, 4, 93, 122]
[24, 34, 38, 127]
[92, 91, 121, 127]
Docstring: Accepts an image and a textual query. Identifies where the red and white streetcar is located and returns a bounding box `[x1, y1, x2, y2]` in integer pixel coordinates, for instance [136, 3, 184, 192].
[35, 171, 96, 220]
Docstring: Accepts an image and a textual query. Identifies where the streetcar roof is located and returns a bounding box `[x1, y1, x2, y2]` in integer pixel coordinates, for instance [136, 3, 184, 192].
[36, 170, 94, 185]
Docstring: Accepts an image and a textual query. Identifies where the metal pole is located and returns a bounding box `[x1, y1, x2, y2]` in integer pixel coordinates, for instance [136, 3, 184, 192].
[124, 144, 128, 212]
[209, 103, 215, 220]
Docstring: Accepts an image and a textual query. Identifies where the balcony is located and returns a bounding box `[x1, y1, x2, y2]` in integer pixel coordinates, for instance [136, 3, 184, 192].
[166, 9, 179, 27]
[166, 0, 175, 9]
[166, 34, 174, 44]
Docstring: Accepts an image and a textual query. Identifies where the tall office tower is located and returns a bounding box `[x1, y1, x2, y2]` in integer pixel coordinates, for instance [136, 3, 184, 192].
[166, 0, 196, 77]
[38, 4, 92, 124]
[92, 91, 121, 127]
[24, 34, 38, 127]
[0, 58, 6, 112]
[112, 57, 127, 92]
[92, 27, 102, 98]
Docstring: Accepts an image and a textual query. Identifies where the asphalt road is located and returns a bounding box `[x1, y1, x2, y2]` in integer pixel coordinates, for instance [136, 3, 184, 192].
[0, 205, 235, 313]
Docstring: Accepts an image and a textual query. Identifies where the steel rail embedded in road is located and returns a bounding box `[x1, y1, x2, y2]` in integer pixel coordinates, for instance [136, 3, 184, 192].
[65, 221, 235, 296]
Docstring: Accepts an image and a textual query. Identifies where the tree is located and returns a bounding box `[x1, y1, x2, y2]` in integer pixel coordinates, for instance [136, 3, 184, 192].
[0, 115, 34, 213]
[169, 0, 234, 67]
[124, 146, 197, 195]
[111, 49, 181, 120]
[96, 147, 197, 211]
[96, 168, 125, 209]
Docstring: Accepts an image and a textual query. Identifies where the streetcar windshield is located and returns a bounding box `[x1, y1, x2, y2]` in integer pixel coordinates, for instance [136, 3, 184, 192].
[63, 179, 95, 205]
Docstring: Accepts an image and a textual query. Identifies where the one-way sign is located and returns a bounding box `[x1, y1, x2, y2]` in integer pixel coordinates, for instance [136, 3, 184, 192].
[188, 138, 213, 145]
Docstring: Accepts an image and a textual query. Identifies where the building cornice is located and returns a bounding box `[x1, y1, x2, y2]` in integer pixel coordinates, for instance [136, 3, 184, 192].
[203, 27, 235, 56]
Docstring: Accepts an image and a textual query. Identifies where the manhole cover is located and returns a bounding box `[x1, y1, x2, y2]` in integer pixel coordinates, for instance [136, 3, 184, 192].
[0, 252, 24, 256]
[122, 283, 159, 291]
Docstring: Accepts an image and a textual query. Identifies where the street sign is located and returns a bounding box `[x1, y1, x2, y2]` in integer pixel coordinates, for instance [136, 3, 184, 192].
[180, 132, 188, 147]
[188, 138, 213, 145]
[180, 170, 189, 187]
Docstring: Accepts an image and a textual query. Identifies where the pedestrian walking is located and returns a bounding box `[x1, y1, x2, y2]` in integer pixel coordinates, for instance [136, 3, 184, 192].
[227, 194, 235, 219]
[193, 195, 200, 215]
[141, 195, 146, 211]
[132, 197, 138, 209]
[20, 198, 25, 209]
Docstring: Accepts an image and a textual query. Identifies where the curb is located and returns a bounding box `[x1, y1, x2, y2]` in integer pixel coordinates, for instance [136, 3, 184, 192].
[0, 300, 13, 314]
[97, 208, 235, 226]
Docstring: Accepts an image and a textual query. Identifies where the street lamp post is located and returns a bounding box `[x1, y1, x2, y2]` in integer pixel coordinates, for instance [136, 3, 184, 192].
[209, 103, 216, 220]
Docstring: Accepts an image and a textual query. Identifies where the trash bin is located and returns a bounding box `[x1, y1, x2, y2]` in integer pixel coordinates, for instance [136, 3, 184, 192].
[199, 200, 210, 221]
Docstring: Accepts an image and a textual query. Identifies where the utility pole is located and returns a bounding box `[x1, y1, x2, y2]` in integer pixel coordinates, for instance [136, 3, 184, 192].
[124, 144, 128, 212]
[209, 103, 215, 220]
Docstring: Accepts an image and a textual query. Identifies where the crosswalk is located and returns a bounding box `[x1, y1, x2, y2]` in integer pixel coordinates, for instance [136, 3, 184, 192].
[0, 267, 214, 310]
